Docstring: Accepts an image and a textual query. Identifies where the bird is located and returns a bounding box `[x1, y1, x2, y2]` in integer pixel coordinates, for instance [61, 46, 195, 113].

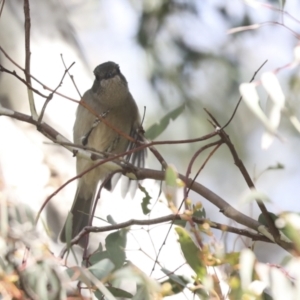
[60, 61, 145, 247]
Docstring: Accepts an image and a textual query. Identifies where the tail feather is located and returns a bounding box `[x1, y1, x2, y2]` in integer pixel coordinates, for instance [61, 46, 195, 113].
[60, 180, 96, 246]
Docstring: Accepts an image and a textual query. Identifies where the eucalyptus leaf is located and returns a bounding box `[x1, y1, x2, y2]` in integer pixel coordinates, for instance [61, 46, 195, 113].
[139, 184, 152, 215]
[65, 212, 73, 248]
[165, 165, 178, 187]
[173, 219, 187, 227]
[258, 212, 278, 226]
[107, 215, 117, 225]
[95, 287, 133, 299]
[175, 227, 207, 279]
[88, 258, 115, 280]
[145, 104, 185, 139]
[193, 207, 206, 219]
[89, 249, 110, 266]
[105, 230, 128, 269]
[161, 267, 190, 294]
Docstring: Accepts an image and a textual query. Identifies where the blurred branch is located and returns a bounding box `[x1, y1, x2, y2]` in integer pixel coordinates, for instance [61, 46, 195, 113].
[0, 0, 5, 17]
[23, 0, 38, 120]
[0, 104, 294, 253]
[204, 108, 296, 254]
[228, 21, 300, 39]
[185, 141, 222, 202]
[37, 62, 75, 124]
[0, 46, 78, 103]
[59, 214, 274, 258]
[61, 54, 82, 98]
[222, 59, 268, 129]
[6, 249, 37, 300]
[0, 64, 48, 98]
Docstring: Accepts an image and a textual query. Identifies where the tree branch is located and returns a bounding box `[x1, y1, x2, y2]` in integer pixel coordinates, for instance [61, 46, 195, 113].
[23, 0, 38, 120]
[59, 214, 276, 258]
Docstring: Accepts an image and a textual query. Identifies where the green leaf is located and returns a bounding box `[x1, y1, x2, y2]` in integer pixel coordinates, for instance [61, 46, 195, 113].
[13, 203, 35, 226]
[239, 249, 255, 290]
[23, 262, 65, 300]
[242, 189, 272, 204]
[107, 215, 117, 225]
[139, 184, 152, 215]
[88, 258, 115, 280]
[112, 265, 160, 298]
[258, 212, 278, 226]
[175, 227, 207, 279]
[89, 249, 110, 266]
[256, 163, 285, 180]
[173, 219, 187, 227]
[95, 287, 133, 299]
[105, 230, 128, 269]
[65, 212, 73, 248]
[193, 206, 206, 218]
[161, 268, 189, 287]
[222, 252, 240, 266]
[266, 162, 284, 170]
[165, 165, 179, 203]
[276, 213, 300, 250]
[165, 165, 178, 187]
[145, 104, 185, 139]
[161, 268, 191, 294]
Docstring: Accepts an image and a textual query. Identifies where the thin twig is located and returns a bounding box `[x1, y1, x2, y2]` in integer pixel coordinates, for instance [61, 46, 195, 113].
[257, 2, 300, 25]
[0, 45, 221, 149]
[59, 214, 275, 258]
[222, 59, 268, 129]
[37, 62, 75, 124]
[205, 108, 284, 249]
[23, 0, 38, 120]
[184, 141, 222, 200]
[228, 21, 300, 39]
[0, 46, 78, 103]
[152, 141, 222, 273]
[60, 54, 82, 98]
[184, 143, 221, 247]
[0, 65, 48, 98]
[0, 0, 5, 17]
[148, 145, 168, 169]
[0, 107, 293, 253]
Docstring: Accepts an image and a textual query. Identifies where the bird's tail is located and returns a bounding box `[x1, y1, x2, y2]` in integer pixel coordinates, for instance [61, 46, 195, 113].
[60, 179, 96, 247]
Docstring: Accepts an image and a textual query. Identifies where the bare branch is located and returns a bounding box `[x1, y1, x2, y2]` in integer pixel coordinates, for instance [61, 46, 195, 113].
[60, 54, 82, 98]
[222, 59, 268, 129]
[37, 62, 75, 124]
[0, 105, 293, 255]
[59, 214, 276, 258]
[0, 65, 48, 98]
[0, 0, 5, 17]
[203, 108, 295, 254]
[23, 0, 38, 120]
[0, 46, 78, 103]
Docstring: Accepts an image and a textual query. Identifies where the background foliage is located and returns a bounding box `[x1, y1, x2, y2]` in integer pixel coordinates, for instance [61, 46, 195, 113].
[0, 0, 300, 299]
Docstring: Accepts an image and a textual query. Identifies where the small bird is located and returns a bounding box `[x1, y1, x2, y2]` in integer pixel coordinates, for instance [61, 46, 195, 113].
[60, 61, 145, 246]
